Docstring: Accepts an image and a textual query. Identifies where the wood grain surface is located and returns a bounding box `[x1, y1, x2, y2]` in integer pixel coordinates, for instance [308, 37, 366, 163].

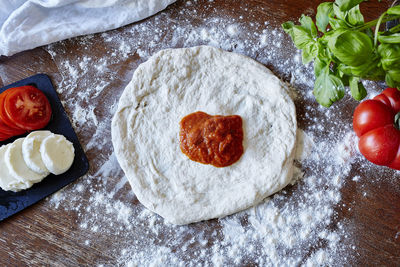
[1, 0, 400, 266]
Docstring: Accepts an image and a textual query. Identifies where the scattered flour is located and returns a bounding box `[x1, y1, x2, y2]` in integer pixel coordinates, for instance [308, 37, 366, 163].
[226, 24, 239, 37]
[39, 1, 396, 266]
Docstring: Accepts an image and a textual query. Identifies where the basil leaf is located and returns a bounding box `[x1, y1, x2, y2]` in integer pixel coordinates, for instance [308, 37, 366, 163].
[378, 43, 400, 70]
[334, 64, 351, 85]
[381, 57, 400, 69]
[320, 28, 346, 44]
[347, 5, 364, 26]
[329, 17, 350, 30]
[316, 2, 334, 32]
[363, 66, 386, 81]
[389, 24, 400, 34]
[337, 60, 383, 80]
[302, 43, 319, 64]
[341, 74, 351, 86]
[328, 31, 373, 66]
[333, 4, 364, 28]
[337, 64, 352, 76]
[282, 22, 315, 49]
[378, 33, 400, 44]
[300, 15, 317, 38]
[318, 44, 331, 60]
[313, 67, 345, 107]
[282, 21, 295, 35]
[291, 26, 315, 49]
[386, 73, 396, 88]
[388, 70, 400, 82]
[365, 28, 374, 39]
[335, 0, 365, 12]
[346, 62, 371, 76]
[387, 5, 400, 15]
[333, 3, 347, 21]
[349, 76, 367, 100]
[314, 57, 329, 77]
[386, 70, 400, 88]
[378, 43, 400, 58]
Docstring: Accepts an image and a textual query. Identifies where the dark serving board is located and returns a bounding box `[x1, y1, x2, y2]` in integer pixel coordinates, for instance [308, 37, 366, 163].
[0, 74, 89, 221]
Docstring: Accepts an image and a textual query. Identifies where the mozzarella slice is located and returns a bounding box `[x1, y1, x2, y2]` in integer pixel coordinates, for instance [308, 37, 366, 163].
[22, 131, 52, 175]
[40, 134, 75, 175]
[5, 138, 46, 184]
[0, 144, 32, 192]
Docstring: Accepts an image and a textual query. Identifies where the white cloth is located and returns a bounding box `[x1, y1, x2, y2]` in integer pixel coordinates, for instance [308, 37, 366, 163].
[0, 0, 176, 56]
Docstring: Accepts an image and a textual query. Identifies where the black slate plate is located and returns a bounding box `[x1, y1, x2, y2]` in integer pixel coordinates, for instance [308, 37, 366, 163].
[0, 74, 89, 221]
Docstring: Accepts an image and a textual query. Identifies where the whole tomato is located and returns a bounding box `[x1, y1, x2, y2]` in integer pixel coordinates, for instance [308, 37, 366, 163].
[353, 87, 400, 170]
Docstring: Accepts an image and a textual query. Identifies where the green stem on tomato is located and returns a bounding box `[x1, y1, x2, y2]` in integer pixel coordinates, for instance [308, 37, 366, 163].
[395, 112, 400, 130]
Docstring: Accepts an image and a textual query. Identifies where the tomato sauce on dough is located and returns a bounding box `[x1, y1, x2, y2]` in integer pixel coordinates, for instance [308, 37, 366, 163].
[179, 111, 244, 167]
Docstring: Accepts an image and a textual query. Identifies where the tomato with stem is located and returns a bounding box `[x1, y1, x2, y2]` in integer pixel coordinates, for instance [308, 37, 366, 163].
[353, 87, 400, 170]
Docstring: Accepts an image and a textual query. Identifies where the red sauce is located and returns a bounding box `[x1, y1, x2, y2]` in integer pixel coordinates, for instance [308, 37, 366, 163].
[179, 111, 244, 167]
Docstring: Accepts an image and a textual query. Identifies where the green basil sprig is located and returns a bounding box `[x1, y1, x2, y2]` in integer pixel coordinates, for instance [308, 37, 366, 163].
[282, 0, 400, 107]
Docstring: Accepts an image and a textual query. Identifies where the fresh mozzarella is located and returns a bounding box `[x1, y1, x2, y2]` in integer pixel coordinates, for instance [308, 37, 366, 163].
[0, 144, 32, 192]
[22, 130, 51, 175]
[40, 134, 75, 175]
[5, 138, 46, 184]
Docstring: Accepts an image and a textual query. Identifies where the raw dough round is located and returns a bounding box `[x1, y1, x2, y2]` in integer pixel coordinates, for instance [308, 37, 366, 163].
[112, 46, 297, 225]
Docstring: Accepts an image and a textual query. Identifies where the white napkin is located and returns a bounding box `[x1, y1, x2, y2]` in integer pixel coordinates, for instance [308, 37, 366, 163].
[0, 0, 176, 56]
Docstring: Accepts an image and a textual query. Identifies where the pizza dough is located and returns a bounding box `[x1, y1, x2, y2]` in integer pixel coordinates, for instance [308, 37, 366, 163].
[111, 46, 297, 225]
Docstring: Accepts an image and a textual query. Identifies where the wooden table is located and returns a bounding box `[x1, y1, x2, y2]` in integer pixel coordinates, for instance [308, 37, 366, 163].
[1, 0, 399, 266]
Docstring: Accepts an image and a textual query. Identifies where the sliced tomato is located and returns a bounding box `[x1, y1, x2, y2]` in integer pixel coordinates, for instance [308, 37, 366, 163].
[0, 131, 12, 141]
[0, 116, 25, 136]
[0, 89, 24, 130]
[3, 85, 52, 130]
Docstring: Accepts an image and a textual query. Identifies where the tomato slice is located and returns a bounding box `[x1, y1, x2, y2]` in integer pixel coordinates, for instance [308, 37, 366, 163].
[0, 116, 25, 136]
[0, 89, 24, 130]
[3, 85, 52, 130]
[0, 131, 12, 141]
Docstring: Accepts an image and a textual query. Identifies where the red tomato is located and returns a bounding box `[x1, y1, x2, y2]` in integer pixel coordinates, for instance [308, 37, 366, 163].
[0, 89, 24, 130]
[0, 131, 12, 141]
[0, 117, 25, 137]
[2, 85, 52, 131]
[353, 88, 400, 170]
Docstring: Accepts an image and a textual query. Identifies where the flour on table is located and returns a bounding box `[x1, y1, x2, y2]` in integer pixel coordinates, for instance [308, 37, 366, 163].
[295, 129, 314, 161]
